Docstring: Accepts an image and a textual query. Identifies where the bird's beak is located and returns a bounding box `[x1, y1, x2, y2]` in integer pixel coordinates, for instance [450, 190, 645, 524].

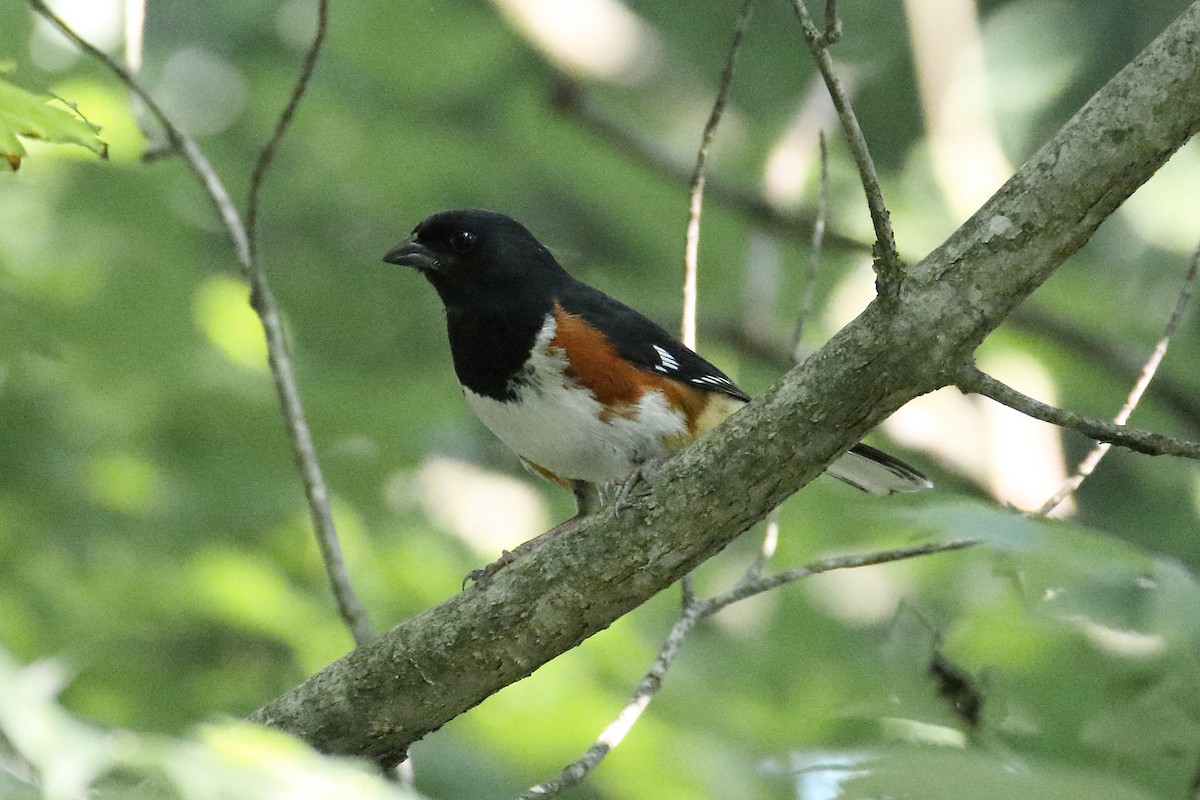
[382, 236, 437, 272]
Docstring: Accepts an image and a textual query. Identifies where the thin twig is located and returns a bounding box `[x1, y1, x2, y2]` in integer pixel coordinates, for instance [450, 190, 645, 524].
[28, 0, 374, 646]
[955, 365, 1200, 461]
[788, 0, 902, 290]
[823, 0, 843, 44]
[710, 538, 977, 613]
[251, 279, 373, 646]
[242, 0, 372, 646]
[722, 305, 1200, 433]
[1037, 248, 1199, 514]
[247, 0, 372, 646]
[518, 538, 974, 799]
[1008, 307, 1200, 431]
[683, 0, 755, 349]
[518, 601, 703, 800]
[792, 130, 828, 356]
[246, 0, 329, 260]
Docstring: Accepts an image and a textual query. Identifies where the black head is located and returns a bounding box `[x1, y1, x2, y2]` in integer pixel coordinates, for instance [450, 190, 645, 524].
[383, 209, 570, 310]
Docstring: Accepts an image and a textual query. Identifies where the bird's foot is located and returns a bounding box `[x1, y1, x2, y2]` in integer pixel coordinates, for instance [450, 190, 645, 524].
[463, 514, 586, 589]
[463, 549, 516, 590]
[614, 458, 663, 511]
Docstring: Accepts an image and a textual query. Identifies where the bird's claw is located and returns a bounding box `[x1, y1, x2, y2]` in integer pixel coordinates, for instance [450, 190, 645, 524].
[463, 549, 515, 590]
[615, 459, 661, 510]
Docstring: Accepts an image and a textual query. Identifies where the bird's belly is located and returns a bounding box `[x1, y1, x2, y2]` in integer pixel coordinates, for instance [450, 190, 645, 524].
[464, 383, 688, 485]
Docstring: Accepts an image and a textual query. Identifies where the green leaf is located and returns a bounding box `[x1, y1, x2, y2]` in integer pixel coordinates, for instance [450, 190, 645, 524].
[904, 500, 1171, 627]
[0, 76, 108, 171]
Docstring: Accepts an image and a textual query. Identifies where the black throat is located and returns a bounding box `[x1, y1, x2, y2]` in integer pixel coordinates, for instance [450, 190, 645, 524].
[444, 302, 549, 401]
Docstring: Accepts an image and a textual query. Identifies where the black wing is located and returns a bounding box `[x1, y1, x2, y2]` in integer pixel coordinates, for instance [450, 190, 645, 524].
[556, 279, 751, 402]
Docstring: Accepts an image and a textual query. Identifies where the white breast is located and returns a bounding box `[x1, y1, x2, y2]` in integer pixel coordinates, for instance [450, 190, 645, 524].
[464, 316, 688, 485]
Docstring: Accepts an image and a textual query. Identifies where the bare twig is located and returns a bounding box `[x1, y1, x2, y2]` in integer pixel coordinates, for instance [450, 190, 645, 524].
[1037, 248, 1199, 514]
[1009, 307, 1200, 431]
[519, 538, 975, 798]
[518, 600, 703, 800]
[710, 538, 977, 611]
[788, 0, 902, 290]
[251, 280, 374, 646]
[792, 130, 829, 355]
[242, 0, 373, 646]
[683, 0, 755, 349]
[246, 0, 329, 259]
[955, 366, 1200, 461]
[28, 0, 374, 645]
[822, 0, 843, 44]
[720, 306, 1200, 434]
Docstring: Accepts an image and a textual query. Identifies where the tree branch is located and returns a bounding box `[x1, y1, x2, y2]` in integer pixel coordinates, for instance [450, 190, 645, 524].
[955, 365, 1200, 461]
[518, 595, 700, 800]
[249, 3, 1200, 768]
[788, 0, 902, 288]
[1009, 307, 1200, 431]
[1036, 245, 1199, 513]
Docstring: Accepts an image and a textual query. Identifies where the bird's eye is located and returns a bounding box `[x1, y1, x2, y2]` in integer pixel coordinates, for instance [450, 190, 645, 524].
[449, 230, 477, 253]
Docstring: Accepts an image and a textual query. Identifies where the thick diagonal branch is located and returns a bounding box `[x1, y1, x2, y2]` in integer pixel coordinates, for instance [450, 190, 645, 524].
[250, 2, 1200, 769]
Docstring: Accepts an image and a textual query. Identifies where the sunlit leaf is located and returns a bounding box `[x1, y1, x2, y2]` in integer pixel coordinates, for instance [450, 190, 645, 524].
[0, 76, 107, 171]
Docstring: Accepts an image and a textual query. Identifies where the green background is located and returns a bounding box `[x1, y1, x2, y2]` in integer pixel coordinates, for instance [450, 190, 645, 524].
[3, 0, 1200, 797]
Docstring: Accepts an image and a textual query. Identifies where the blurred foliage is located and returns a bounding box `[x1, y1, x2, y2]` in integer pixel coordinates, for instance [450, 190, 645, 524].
[2, 0, 1200, 798]
[0, 650, 420, 799]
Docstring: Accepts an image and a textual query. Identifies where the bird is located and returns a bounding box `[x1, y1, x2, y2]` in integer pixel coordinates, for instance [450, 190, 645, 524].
[384, 209, 930, 579]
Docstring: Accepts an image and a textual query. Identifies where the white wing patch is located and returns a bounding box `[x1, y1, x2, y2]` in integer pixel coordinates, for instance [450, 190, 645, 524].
[651, 345, 679, 373]
[691, 374, 734, 388]
[651, 343, 736, 391]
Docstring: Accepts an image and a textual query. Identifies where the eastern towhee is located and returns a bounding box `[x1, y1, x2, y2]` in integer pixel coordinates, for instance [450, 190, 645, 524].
[384, 209, 930, 576]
